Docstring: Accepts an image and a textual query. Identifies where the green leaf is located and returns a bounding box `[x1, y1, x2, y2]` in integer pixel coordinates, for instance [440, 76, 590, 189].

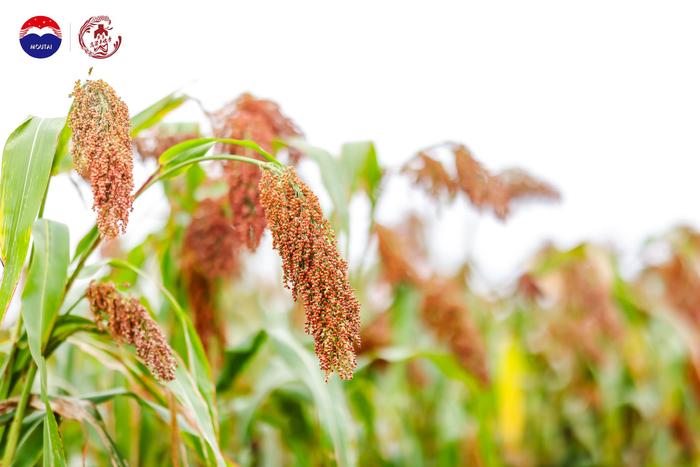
[17, 220, 70, 464]
[40, 358, 66, 467]
[51, 123, 72, 175]
[267, 327, 356, 467]
[216, 330, 268, 392]
[22, 219, 69, 362]
[340, 141, 382, 206]
[45, 395, 127, 466]
[106, 259, 224, 464]
[22, 219, 69, 466]
[158, 137, 218, 166]
[0, 117, 65, 324]
[45, 315, 98, 356]
[169, 366, 226, 466]
[130, 92, 187, 137]
[288, 138, 350, 237]
[157, 136, 275, 167]
[72, 226, 98, 260]
[10, 418, 43, 467]
[18, 220, 70, 464]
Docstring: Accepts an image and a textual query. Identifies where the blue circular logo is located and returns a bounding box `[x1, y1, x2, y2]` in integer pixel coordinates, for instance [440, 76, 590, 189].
[19, 16, 62, 59]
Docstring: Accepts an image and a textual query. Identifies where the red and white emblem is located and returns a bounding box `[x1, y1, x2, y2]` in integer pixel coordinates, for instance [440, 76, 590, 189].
[79, 16, 122, 59]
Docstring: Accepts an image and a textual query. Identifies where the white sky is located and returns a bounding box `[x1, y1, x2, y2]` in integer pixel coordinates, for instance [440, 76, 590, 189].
[2, 1, 700, 285]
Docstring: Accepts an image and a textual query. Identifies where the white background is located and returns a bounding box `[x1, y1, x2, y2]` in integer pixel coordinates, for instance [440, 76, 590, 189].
[1, 1, 699, 285]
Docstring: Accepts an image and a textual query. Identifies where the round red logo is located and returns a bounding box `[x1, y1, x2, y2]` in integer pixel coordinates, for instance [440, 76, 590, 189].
[79, 16, 121, 59]
[19, 16, 62, 58]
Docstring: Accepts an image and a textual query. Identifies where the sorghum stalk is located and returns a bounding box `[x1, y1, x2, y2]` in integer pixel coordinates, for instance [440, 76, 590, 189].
[1, 364, 37, 464]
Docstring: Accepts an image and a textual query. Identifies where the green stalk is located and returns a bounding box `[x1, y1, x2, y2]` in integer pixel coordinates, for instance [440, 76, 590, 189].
[211, 138, 282, 166]
[2, 363, 38, 464]
[0, 316, 26, 444]
[134, 153, 271, 198]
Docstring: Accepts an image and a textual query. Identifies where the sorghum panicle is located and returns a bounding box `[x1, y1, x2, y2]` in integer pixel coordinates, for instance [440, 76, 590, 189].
[182, 198, 240, 279]
[86, 282, 177, 382]
[375, 224, 424, 286]
[405, 143, 559, 220]
[213, 93, 303, 162]
[560, 258, 621, 340]
[226, 163, 268, 250]
[259, 167, 361, 380]
[214, 93, 304, 252]
[185, 269, 227, 354]
[421, 277, 489, 384]
[69, 80, 134, 239]
[402, 151, 459, 200]
[452, 145, 497, 211]
[453, 144, 559, 220]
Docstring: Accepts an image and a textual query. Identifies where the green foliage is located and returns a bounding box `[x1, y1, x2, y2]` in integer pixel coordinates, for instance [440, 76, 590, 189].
[130, 92, 187, 137]
[22, 220, 69, 362]
[0, 117, 65, 322]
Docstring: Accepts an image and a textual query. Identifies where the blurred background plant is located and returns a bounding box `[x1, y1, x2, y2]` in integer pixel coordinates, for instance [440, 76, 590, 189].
[0, 80, 699, 467]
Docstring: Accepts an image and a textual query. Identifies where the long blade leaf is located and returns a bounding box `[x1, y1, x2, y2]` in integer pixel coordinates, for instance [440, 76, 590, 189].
[0, 117, 65, 322]
[22, 219, 69, 361]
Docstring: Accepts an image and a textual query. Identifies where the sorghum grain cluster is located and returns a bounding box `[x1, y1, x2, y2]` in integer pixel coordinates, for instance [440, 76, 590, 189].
[214, 93, 303, 252]
[421, 277, 489, 384]
[185, 269, 226, 353]
[259, 167, 361, 380]
[182, 198, 240, 279]
[69, 80, 134, 239]
[86, 281, 177, 382]
[404, 143, 559, 220]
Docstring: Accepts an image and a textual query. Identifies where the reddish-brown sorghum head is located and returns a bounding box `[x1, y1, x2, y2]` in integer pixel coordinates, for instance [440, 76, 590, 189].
[259, 166, 361, 380]
[182, 197, 240, 279]
[213, 93, 304, 252]
[86, 281, 177, 382]
[69, 80, 134, 239]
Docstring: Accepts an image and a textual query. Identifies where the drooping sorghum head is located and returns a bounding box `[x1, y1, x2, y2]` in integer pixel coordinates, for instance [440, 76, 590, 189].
[213, 92, 303, 162]
[225, 163, 268, 251]
[453, 144, 560, 220]
[533, 245, 621, 364]
[259, 167, 361, 380]
[86, 281, 177, 382]
[182, 197, 240, 279]
[405, 143, 559, 220]
[421, 277, 489, 385]
[213, 93, 304, 252]
[375, 224, 424, 287]
[402, 151, 459, 200]
[184, 269, 227, 356]
[69, 80, 134, 239]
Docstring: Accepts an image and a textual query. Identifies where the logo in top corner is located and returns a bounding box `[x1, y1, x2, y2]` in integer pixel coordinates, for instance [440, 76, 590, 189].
[79, 16, 122, 59]
[19, 16, 62, 58]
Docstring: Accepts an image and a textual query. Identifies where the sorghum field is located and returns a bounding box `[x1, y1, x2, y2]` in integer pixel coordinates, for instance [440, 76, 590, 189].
[1, 79, 699, 466]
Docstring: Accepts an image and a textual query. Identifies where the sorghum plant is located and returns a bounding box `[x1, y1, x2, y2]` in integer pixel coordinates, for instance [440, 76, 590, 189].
[1, 77, 700, 467]
[0, 79, 361, 465]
